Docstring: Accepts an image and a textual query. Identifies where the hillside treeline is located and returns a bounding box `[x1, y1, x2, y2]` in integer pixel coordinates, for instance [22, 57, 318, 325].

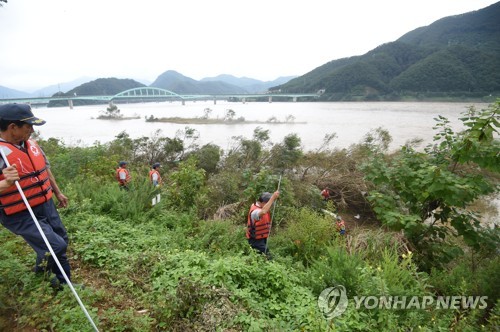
[276, 2, 500, 101]
[48, 78, 145, 107]
[0, 102, 498, 330]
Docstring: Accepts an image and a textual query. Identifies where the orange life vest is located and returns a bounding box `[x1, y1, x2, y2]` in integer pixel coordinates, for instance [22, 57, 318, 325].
[336, 220, 346, 235]
[246, 203, 271, 239]
[0, 140, 53, 215]
[149, 169, 161, 184]
[321, 189, 330, 199]
[116, 167, 131, 185]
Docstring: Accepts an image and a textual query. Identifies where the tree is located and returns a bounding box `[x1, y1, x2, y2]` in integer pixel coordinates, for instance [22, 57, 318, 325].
[175, 126, 199, 160]
[191, 143, 221, 175]
[362, 101, 499, 269]
[224, 109, 236, 121]
[202, 108, 212, 119]
[270, 134, 303, 172]
[98, 102, 122, 119]
[165, 157, 207, 213]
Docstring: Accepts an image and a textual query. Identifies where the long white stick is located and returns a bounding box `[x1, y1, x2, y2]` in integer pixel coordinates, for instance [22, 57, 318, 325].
[0, 148, 99, 332]
[264, 174, 282, 255]
[321, 209, 338, 218]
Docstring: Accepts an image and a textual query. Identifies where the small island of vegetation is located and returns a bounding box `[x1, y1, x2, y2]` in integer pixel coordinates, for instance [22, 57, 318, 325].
[145, 108, 306, 125]
[95, 102, 140, 120]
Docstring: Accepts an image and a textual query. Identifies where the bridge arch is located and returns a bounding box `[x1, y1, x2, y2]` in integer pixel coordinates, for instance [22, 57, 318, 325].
[112, 87, 184, 100]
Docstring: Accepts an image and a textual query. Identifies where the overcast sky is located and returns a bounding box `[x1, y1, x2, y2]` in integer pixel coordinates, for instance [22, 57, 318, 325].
[1, 0, 497, 92]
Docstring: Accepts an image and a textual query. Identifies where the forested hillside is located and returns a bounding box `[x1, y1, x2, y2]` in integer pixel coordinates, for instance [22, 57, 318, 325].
[200, 75, 298, 93]
[48, 78, 145, 107]
[275, 2, 500, 101]
[150, 70, 248, 94]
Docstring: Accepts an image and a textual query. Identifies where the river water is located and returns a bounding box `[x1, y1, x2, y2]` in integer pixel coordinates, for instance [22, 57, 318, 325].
[32, 100, 491, 152]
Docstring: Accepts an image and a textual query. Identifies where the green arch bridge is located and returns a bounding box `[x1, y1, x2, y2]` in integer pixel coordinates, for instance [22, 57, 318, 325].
[0, 87, 322, 107]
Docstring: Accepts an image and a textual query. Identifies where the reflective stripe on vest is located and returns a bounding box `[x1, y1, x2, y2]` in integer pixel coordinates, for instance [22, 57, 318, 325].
[0, 140, 53, 215]
[149, 169, 161, 184]
[246, 203, 271, 239]
[116, 167, 131, 185]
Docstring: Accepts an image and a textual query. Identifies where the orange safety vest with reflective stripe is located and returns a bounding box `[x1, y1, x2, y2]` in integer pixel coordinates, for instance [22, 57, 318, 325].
[149, 169, 161, 184]
[116, 167, 131, 186]
[336, 220, 346, 234]
[246, 203, 271, 239]
[321, 189, 330, 199]
[0, 140, 53, 215]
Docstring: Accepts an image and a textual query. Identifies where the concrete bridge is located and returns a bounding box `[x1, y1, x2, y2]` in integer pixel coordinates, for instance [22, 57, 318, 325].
[0, 87, 321, 108]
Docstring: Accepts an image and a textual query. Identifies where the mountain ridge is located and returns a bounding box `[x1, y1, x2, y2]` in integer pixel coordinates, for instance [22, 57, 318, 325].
[0, 71, 298, 98]
[274, 1, 500, 101]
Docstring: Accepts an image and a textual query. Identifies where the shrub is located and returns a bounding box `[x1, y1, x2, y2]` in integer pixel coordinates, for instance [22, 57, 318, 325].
[149, 250, 326, 331]
[192, 219, 248, 254]
[164, 157, 208, 215]
[277, 207, 337, 265]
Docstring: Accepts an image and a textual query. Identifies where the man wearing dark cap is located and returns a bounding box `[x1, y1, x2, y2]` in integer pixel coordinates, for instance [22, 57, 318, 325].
[246, 190, 280, 259]
[116, 161, 131, 190]
[0, 103, 73, 289]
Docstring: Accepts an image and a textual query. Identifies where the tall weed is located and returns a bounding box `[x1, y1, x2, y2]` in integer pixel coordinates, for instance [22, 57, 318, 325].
[304, 244, 368, 297]
[277, 207, 337, 265]
[68, 175, 157, 221]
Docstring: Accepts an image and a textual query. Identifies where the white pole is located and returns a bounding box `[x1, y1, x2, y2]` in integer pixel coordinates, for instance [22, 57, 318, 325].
[0, 148, 99, 332]
[264, 174, 282, 255]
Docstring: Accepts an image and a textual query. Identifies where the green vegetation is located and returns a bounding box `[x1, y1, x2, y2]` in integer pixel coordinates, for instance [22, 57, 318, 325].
[0, 102, 498, 331]
[96, 103, 140, 120]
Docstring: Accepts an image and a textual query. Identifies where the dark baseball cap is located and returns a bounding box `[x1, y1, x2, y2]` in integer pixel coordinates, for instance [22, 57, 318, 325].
[0, 103, 46, 126]
[119, 161, 128, 166]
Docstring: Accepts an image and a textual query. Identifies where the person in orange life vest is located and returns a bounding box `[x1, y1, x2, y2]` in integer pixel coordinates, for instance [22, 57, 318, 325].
[336, 215, 346, 235]
[321, 188, 330, 201]
[149, 162, 162, 187]
[0, 103, 72, 288]
[246, 191, 280, 258]
[116, 161, 131, 190]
